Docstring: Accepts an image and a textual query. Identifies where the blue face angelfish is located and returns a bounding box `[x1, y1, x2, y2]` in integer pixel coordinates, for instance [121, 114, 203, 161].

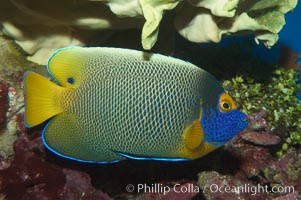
[24, 46, 248, 163]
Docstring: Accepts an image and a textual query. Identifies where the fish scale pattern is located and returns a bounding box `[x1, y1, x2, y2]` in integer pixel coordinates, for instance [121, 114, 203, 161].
[64, 50, 221, 161]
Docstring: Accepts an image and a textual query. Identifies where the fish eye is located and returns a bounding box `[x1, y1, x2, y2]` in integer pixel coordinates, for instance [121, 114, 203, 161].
[220, 101, 232, 112]
[218, 92, 237, 112]
[67, 77, 74, 84]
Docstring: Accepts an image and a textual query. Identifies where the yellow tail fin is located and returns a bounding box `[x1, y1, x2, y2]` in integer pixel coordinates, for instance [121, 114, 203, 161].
[24, 71, 64, 127]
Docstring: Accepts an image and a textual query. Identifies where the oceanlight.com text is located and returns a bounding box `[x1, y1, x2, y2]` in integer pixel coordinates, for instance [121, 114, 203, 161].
[204, 183, 295, 196]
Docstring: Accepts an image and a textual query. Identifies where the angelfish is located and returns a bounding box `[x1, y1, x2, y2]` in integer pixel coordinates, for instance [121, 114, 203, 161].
[24, 46, 248, 163]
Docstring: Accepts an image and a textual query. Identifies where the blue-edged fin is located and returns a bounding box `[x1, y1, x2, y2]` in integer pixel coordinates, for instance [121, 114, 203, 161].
[24, 71, 65, 127]
[113, 151, 189, 162]
[42, 113, 120, 163]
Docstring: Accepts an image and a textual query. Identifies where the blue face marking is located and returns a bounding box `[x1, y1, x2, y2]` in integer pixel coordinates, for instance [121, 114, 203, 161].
[113, 151, 190, 162]
[67, 77, 74, 84]
[201, 106, 248, 146]
[41, 119, 120, 164]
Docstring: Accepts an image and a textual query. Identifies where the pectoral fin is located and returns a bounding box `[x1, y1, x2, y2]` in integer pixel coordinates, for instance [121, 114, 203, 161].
[183, 120, 204, 150]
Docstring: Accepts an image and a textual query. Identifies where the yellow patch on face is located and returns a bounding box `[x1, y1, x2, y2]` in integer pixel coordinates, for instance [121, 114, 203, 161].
[219, 92, 237, 112]
[48, 47, 87, 89]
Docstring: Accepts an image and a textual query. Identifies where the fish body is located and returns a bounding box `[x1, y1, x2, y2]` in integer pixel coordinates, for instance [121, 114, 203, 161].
[24, 47, 248, 163]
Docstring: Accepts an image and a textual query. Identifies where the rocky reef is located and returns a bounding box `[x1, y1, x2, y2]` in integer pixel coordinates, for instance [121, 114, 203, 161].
[223, 68, 301, 156]
[0, 33, 301, 199]
[198, 111, 301, 199]
[0, 1, 301, 198]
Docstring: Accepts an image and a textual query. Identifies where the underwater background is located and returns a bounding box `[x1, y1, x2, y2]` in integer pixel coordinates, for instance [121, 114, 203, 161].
[0, 0, 301, 199]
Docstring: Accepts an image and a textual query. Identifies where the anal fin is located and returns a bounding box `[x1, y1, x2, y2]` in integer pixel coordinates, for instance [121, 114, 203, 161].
[42, 113, 119, 163]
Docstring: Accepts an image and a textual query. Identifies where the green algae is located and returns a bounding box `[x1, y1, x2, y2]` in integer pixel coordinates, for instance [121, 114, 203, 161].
[175, 38, 301, 156]
[223, 68, 301, 156]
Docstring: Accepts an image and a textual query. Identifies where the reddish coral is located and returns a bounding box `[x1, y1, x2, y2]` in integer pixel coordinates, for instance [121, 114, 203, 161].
[240, 131, 281, 145]
[273, 192, 300, 200]
[1, 107, 300, 199]
[218, 110, 301, 199]
[16, 113, 26, 135]
[0, 156, 11, 170]
[225, 133, 276, 178]
[0, 81, 9, 127]
[247, 111, 269, 130]
[0, 130, 113, 200]
[0, 133, 65, 199]
[263, 148, 301, 189]
[62, 169, 113, 200]
[198, 171, 267, 200]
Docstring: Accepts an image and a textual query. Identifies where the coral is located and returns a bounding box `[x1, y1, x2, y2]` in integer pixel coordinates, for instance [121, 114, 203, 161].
[139, 0, 180, 50]
[0, 0, 298, 64]
[241, 111, 281, 146]
[1, 35, 204, 200]
[0, 86, 15, 159]
[62, 168, 114, 200]
[196, 121, 301, 199]
[0, 0, 144, 64]
[195, 107, 301, 199]
[0, 36, 38, 159]
[198, 171, 267, 199]
[273, 192, 300, 200]
[0, 36, 33, 80]
[0, 131, 114, 200]
[0, 81, 9, 128]
[175, 0, 290, 47]
[226, 110, 301, 198]
[240, 131, 281, 146]
[0, 14, 300, 199]
[223, 68, 301, 155]
[227, 135, 277, 179]
[241, 111, 281, 145]
[247, 110, 269, 130]
[263, 148, 301, 189]
[0, 134, 66, 199]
